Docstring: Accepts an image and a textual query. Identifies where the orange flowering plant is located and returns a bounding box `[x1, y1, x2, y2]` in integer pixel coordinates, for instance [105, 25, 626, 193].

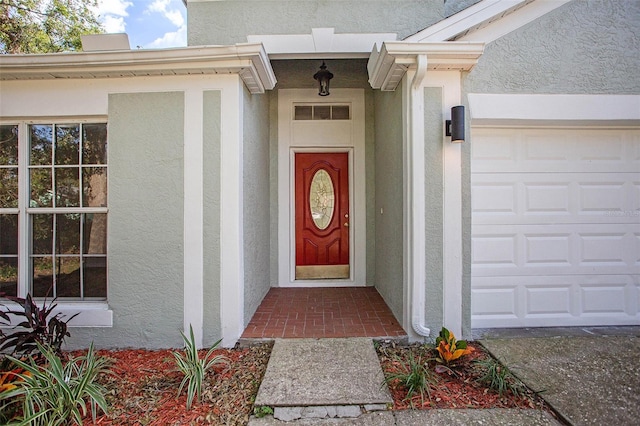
[435, 327, 474, 364]
[0, 365, 29, 392]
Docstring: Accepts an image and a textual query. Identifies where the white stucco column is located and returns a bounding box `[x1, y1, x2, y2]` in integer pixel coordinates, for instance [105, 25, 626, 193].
[219, 79, 245, 347]
[183, 89, 205, 346]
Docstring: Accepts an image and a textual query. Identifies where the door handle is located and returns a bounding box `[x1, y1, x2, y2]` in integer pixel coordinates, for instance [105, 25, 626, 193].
[344, 222, 349, 227]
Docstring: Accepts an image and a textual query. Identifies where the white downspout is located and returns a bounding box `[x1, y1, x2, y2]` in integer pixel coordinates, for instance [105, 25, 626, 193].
[409, 54, 431, 338]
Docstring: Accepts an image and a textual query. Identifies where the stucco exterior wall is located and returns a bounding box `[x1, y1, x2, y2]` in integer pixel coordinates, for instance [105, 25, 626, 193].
[243, 87, 271, 324]
[464, 0, 640, 95]
[445, 0, 481, 17]
[373, 88, 404, 320]
[423, 87, 444, 336]
[72, 92, 185, 349]
[188, 0, 443, 46]
[203, 90, 222, 346]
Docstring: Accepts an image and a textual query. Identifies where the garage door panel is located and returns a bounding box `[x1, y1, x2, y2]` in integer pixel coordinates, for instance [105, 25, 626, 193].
[473, 173, 638, 224]
[472, 128, 639, 173]
[472, 276, 639, 328]
[473, 224, 639, 276]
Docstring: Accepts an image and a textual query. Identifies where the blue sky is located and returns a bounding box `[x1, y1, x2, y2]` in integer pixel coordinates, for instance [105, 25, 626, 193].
[95, 0, 187, 49]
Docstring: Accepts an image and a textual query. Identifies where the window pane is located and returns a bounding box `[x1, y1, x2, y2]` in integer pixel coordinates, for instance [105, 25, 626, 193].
[32, 214, 53, 254]
[56, 256, 80, 297]
[0, 125, 18, 165]
[0, 257, 17, 297]
[83, 167, 107, 207]
[30, 168, 53, 207]
[83, 124, 107, 165]
[314, 106, 331, 120]
[32, 256, 53, 297]
[30, 125, 53, 166]
[0, 168, 18, 208]
[57, 213, 80, 254]
[55, 167, 80, 207]
[294, 106, 312, 120]
[332, 105, 350, 120]
[84, 213, 107, 255]
[0, 214, 18, 255]
[83, 257, 106, 298]
[55, 124, 79, 165]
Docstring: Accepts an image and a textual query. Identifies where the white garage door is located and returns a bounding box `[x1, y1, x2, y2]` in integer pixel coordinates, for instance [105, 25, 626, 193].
[471, 128, 640, 328]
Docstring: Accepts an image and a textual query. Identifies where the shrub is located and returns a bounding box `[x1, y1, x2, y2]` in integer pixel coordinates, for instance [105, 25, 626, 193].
[435, 327, 474, 364]
[0, 294, 78, 358]
[172, 325, 227, 410]
[0, 342, 112, 425]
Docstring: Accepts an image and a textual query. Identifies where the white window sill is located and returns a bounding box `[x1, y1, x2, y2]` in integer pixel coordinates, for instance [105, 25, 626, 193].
[1, 302, 113, 328]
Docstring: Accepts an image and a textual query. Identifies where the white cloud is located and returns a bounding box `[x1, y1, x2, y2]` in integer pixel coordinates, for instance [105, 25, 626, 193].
[95, 0, 133, 33]
[101, 15, 127, 33]
[164, 9, 184, 27]
[96, 0, 132, 17]
[148, 0, 171, 13]
[147, 25, 187, 49]
[146, 0, 185, 28]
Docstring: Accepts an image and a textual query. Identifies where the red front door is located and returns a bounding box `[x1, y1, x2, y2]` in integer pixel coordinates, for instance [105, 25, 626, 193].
[295, 152, 349, 279]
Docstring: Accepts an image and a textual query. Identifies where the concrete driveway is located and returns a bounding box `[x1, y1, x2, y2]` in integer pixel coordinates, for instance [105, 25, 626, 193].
[478, 327, 640, 426]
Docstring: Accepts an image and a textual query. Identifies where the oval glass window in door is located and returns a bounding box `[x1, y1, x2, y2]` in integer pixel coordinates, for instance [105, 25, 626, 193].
[309, 169, 335, 230]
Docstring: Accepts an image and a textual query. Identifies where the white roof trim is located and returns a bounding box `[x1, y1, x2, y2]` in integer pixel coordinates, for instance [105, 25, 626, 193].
[247, 28, 397, 59]
[469, 94, 640, 126]
[368, 41, 485, 91]
[0, 43, 277, 94]
[406, 0, 570, 43]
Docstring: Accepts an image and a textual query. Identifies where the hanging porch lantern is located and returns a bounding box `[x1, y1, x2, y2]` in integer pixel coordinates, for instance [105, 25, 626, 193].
[313, 61, 333, 96]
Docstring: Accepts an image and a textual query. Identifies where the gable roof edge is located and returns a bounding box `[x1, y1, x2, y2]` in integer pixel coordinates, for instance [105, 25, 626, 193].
[407, 0, 571, 43]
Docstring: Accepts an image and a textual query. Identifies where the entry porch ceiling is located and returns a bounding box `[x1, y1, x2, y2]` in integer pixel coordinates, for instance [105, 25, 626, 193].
[0, 43, 276, 94]
[368, 41, 485, 91]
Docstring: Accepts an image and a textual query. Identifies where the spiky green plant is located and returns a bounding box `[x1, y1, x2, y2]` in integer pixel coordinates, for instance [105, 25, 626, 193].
[475, 357, 526, 397]
[172, 325, 227, 410]
[0, 342, 112, 425]
[382, 352, 437, 406]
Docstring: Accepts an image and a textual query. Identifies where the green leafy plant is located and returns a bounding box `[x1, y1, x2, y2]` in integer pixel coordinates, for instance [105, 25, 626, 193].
[475, 357, 526, 397]
[435, 327, 474, 364]
[382, 352, 437, 405]
[172, 325, 228, 410]
[253, 405, 274, 418]
[0, 342, 112, 425]
[0, 293, 78, 358]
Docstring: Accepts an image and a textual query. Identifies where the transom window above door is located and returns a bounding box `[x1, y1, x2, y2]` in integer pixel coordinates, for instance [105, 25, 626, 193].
[294, 104, 351, 121]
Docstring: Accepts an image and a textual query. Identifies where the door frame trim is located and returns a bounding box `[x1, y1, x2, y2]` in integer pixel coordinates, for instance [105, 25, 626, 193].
[277, 89, 366, 287]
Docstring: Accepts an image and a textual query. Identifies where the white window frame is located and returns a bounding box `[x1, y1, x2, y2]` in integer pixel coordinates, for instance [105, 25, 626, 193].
[0, 119, 113, 327]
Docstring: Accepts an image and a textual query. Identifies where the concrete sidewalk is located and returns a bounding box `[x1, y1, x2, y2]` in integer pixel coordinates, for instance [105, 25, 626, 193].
[248, 327, 640, 425]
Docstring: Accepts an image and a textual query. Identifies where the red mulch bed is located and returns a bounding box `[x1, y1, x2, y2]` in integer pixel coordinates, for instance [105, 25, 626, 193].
[83, 343, 272, 426]
[0, 340, 553, 425]
[376, 341, 551, 411]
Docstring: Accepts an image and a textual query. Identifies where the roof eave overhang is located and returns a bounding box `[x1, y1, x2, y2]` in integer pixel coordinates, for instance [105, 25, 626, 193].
[0, 43, 277, 94]
[368, 41, 485, 91]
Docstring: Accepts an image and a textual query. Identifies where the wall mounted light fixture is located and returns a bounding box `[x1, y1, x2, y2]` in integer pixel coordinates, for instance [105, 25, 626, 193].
[445, 105, 465, 143]
[313, 61, 333, 96]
